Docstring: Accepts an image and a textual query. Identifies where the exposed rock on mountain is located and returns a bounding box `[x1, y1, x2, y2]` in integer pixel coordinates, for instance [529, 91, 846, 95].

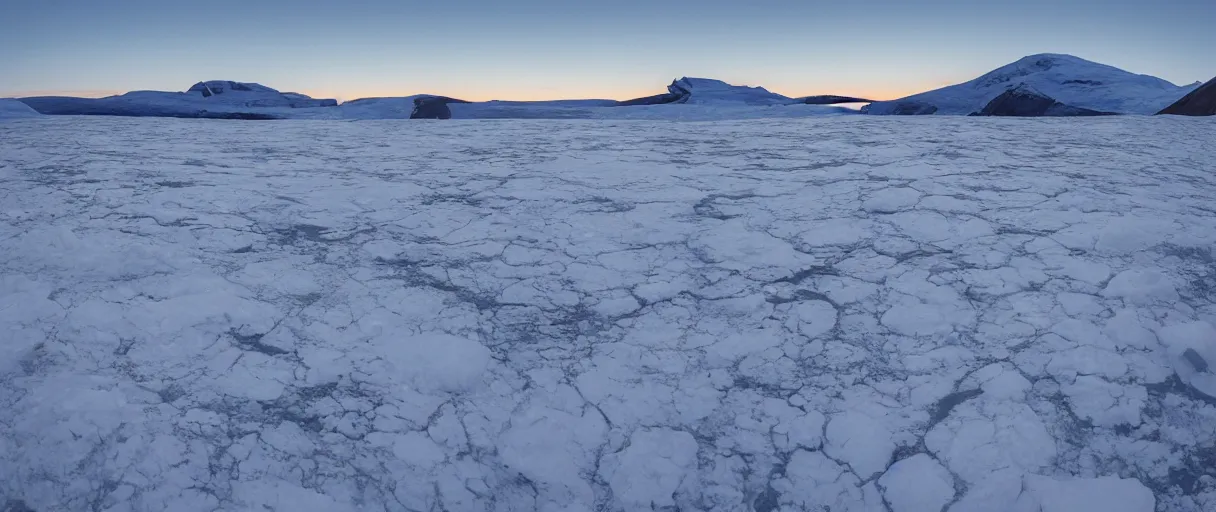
[885, 101, 938, 115]
[410, 97, 454, 119]
[794, 95, 874, 105]
[1158, 76, 1216, 116]
[616, 91, 688, 106]
[970, 84, 1116, 117]
[865, 54, 1199, 115]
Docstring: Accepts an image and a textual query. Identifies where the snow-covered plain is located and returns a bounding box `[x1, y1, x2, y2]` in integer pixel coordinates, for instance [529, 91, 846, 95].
[2, 117, 1216, 512]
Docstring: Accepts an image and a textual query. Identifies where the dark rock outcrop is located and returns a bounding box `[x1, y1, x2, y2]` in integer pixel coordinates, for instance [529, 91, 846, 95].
[617, 80, 695, 106]
[969, 84, 1116, 117]
[410, 96, 460, 119]
[795, 95, 875, 105]
[1158, 76, 1216, 116]
[616, 91, 688, 107]
[861, 101, 937, 115]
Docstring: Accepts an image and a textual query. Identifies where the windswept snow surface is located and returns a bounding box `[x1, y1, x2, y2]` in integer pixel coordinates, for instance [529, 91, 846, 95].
[3, 117, 1216, 512]
[865, 54, 1199, 115]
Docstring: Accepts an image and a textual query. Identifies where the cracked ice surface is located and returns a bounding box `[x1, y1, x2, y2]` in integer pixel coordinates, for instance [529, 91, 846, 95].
[2, 116, 1216, 512]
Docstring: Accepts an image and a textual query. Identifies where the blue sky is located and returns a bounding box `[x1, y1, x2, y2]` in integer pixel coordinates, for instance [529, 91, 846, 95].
[2, 0, 1213, 101]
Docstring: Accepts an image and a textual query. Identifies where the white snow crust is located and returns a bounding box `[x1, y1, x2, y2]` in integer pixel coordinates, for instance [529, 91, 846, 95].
[2, 116, 1215, 511]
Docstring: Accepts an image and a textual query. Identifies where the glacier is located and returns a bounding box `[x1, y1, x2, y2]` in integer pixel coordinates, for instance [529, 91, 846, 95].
[865, 54, 1200, 115]
[2, 116, 1216, 512]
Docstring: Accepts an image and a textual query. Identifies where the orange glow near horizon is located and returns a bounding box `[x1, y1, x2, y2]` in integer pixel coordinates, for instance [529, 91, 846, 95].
[7, 81, 952, 104]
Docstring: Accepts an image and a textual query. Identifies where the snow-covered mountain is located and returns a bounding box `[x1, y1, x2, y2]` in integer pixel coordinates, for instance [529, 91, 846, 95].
[865, 54, 1200, 115]
[666, 77, 794, 105]
[330, 79, 859, 120]
[19, 81, 337, 119]
[0, 98, 41, 119]
[185, 80, 336, 108]
[12, 76, 870, 121]
[618, 77, 796, 106]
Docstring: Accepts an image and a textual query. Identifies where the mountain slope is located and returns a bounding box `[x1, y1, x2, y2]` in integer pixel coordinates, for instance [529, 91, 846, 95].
[0, 98, 41, 119]
[1158, 76, 1216, 116]
[865, 54, 1198, 115]
[20, 82, 337, 118]
[332, 78, 857, 120]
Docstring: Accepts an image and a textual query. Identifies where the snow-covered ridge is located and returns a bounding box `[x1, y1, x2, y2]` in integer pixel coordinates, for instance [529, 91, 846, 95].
[185, 80, 336, 108]
[667, 77, 795, 105]
[865, 53, 1199, 115]
[0, 98, 41, 119]
[18, 81, 337, 119]
[336, 80, 860, 120]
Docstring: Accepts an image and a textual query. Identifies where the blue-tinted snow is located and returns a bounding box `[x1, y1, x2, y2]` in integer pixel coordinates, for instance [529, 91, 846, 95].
[3, 116, 1216, 511]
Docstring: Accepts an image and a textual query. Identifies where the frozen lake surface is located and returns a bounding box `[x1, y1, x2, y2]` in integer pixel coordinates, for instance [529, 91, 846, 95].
[2, 117, 1215, 511]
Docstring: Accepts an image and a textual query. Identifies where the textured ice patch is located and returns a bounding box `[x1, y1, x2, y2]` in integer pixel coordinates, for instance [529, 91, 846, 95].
[878, 454, 955, 512]
[824, 411, 896, 478]
[1062, 375, 1147, 427]
[600, 428, 699, 510]
[1104, 309, 1160, 350]
[1102, 269, 1179, 305]
[926, 400, 1056, 484]
[498, 407, 607, 511]
[863, 187, 921, 213]
[793, 300, 838, 338]
[774, 450, 885, 511]
[373, 333, 492, 394]
[1017, 475, 1155, 512]
[798, 217, 875, 246]
[1157, 321, 1216, 398]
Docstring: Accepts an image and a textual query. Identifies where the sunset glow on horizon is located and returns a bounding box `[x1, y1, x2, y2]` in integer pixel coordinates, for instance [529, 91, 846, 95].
[4, 1, 1213, 103]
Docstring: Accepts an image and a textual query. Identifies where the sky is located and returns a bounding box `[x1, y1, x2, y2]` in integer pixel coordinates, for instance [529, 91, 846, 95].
[2, 0, 1213, 102]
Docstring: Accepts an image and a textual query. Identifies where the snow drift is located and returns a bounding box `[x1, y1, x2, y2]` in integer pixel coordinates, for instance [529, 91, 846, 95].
[864, 54, 1199, 115]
